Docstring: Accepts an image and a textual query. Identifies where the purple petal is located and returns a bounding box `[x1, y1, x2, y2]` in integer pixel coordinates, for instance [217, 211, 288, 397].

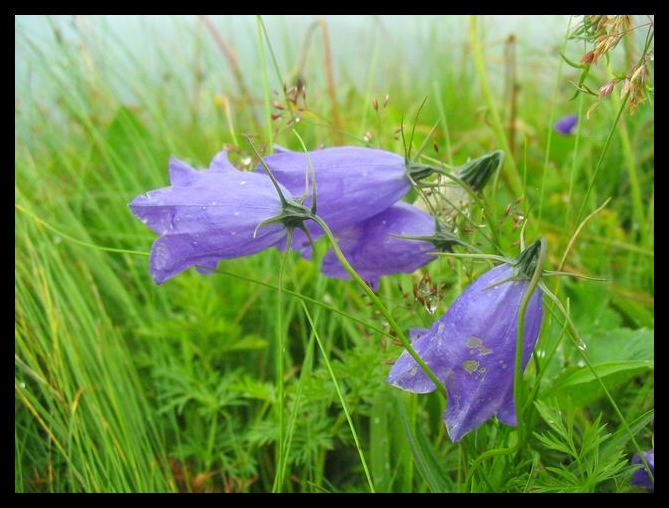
[387, 327, 449, 393]
[130, 151, 291, 283]
[554, 114, 578, 135]
[260, 146, 411, 234]
[321, 202, 438, 289]
[438, 264, 543, 441]
[631, 449, 654, 490]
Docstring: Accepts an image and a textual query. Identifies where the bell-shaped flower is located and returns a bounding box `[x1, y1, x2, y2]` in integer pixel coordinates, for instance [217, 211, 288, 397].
[258, 146, 436, 249]
[631, 449, 654, 491]
[387, 239, 545, 442]
[320, 201, 462, 290]
[130, 150, 309, 284]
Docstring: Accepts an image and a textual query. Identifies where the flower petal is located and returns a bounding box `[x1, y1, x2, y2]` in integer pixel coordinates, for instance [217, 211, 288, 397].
[386, 261, 544, 442]
[631, 449, 654, 490]
[437, 264, 543, 441]
[387, 327, 449, 394]
[260, 146, 411, 233]
[130, 152, 292, 283]
[321, 202, 438, 289]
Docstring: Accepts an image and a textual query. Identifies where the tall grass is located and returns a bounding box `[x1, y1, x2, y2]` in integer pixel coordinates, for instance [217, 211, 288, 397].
[15, 15, 653, 492]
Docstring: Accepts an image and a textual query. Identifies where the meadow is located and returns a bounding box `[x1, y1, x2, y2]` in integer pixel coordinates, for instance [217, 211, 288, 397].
[15, 15, 654, 493]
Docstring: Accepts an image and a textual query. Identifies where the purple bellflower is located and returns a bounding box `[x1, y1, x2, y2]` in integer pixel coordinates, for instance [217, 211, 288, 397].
[130, 150, 311, 284]
[258, 146, 436, 250]
[387, 238, 545, 442]
[319, 202, 462, 290]
[631, 449, 654, 491]
[554, 114, 578, 135]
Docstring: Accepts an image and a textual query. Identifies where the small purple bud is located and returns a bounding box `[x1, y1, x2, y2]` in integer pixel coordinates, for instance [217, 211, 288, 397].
[554, 114, 578, 136]
[631, 449, 654, 491]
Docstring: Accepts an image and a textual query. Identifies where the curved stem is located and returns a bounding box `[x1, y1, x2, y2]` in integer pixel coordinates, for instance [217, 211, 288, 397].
[310, 215, 448, 402]
[513, 238, 547, 448]
[463, 239, 547, 490]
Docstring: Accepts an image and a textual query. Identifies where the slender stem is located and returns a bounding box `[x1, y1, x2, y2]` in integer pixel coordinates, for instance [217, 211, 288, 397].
[301, 302, 375, 492]
[271, 230, 293, 493]
[512, 238, 547, 448]
[256, 17, 275, 148]
[318, 19, 343, 144]
[468, 15, 523, 198]
[574, 91, 629, 230]
[310, 215, 448, 402]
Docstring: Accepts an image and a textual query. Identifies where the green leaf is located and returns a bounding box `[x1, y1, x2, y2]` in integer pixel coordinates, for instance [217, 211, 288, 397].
[567, 282, 622, 335]
[220, 334, 267, 353]
[370, 390, 392, 492]
[398, 400, 451, 493]
[599, 409, 654, 463]
[542, 361, 653, 406]
[585, 328, 654, 364]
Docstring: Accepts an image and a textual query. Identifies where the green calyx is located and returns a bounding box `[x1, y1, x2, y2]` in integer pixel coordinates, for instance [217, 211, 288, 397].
[455, 150, 504, 192]
[513, 237, 547, 280]
[430, 220, 468, 252]
[255, 198, 314, 234]
[394, 219, 469, 253]
[406, 162, 438, 182]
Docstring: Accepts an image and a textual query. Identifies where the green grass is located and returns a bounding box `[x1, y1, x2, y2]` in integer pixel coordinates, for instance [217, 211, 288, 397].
[15, 15, 653, 493]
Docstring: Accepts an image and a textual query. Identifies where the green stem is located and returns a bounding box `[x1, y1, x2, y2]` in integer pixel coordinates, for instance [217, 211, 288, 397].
[609, 82, 646, 248]
[512, 238, 547, 448]
[256, 17, 274, 148]
[301, 302, 376, 493]
[310, 215, 448, 402]
[574, 92, 629, 230]
[270, 231, 293, 492]
[468, 15, 523, 198]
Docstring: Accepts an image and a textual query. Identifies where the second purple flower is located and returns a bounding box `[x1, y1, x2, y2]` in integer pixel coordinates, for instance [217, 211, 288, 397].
[387, 239, 546, 441]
